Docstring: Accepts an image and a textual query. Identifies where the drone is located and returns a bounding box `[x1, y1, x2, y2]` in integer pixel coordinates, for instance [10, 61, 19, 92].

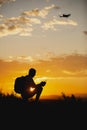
[59, 14, 71, 18]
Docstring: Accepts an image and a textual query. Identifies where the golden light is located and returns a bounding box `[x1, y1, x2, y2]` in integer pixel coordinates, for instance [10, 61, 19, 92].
[30, 87, 35, 92]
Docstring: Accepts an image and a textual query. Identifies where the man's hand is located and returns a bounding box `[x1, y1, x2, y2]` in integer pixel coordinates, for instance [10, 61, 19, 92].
[40, 81, 46, 87]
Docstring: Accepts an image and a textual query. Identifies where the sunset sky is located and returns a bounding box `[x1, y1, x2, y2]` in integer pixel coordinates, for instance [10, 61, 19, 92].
[0, 0, 87, 99]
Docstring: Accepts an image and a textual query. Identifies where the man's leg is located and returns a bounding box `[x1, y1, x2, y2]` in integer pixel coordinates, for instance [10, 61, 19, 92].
[35, 87, 43, 102]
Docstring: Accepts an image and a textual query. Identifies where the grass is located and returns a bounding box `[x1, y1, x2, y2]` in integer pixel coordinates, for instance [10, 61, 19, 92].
[0, 91, 87, 114]
[0, 92, 87, 129]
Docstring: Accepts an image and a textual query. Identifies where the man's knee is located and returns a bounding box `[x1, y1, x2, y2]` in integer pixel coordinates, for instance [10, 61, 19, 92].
[37, 87, 43, 93]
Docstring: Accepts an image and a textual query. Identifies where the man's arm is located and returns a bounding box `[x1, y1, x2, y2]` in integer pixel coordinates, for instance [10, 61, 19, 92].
[36, 81, 46, 87]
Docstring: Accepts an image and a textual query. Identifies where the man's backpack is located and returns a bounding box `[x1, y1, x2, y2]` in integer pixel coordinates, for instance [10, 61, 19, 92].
[14, 76, 26, 94]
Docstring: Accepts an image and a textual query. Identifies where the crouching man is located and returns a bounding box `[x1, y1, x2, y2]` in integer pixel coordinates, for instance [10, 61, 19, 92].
[21, 68, 46, 102]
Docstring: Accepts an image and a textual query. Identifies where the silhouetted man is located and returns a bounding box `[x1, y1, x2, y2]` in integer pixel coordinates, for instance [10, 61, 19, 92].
[21, 68, 46, 102]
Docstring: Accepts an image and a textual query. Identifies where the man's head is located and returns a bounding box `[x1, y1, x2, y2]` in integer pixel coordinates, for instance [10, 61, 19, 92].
[28, 68, 36, 77]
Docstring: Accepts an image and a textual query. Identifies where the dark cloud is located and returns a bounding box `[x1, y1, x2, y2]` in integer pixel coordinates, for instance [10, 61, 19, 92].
[84, 31, 87, 35]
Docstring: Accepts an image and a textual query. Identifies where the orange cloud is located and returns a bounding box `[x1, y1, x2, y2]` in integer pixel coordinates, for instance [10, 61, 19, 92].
[0, 53, 87, 78]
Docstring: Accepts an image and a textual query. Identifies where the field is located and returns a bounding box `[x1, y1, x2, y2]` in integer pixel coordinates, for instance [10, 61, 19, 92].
[0, 92, 87, 129]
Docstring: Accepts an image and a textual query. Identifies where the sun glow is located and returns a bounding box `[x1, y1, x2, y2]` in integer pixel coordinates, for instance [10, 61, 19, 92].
[30, 87, 35, 92]
[0, 53, 87, 99]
